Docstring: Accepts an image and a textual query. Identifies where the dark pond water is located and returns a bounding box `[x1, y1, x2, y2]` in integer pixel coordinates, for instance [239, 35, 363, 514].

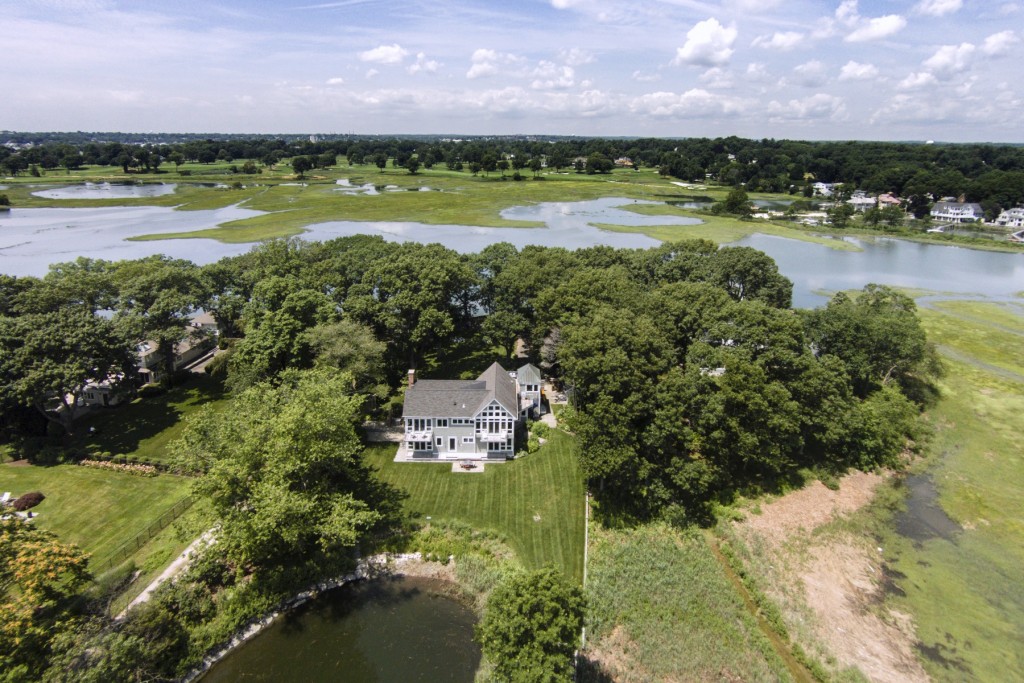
[201, 576, 480, 683]
[894, 474, 962, 543]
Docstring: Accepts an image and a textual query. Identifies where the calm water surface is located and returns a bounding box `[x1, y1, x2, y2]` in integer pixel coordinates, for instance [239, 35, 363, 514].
[2, 195, 1022, 309]
[32, 182, 177, 199]
[201, 576, 479, 683]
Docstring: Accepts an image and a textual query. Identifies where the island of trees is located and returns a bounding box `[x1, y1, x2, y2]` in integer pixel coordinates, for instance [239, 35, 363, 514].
[0, 235, 937, 680]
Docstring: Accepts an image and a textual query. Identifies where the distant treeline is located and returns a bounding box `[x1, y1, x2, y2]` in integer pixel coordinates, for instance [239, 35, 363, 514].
[3, 133, 1024, 218]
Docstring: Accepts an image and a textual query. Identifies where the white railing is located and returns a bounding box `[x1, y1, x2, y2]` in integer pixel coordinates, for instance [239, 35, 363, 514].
[406, 429, 432, 441]
[479, 432, 509, 443]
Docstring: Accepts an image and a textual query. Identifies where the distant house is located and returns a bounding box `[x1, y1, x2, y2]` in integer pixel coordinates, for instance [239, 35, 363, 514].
[137, 314, 218, 384]
[77, 376, 129, 408]
[931, 201, 984, 223]
[877, 193, 902, 207]
[614, 157, 634, 168]
[847, 190, 877, 212]
[812, 182, 834, 197]
[994, 207, 1024, 228]
[400, 362, 525, 460]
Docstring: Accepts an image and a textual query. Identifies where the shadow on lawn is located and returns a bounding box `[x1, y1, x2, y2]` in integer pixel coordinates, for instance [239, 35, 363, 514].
[70, 374, 226, 459]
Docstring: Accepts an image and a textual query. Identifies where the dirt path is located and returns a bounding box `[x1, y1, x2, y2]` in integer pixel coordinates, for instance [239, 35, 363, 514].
[734, 472, 929, 683]
[118, 530, 214, 619]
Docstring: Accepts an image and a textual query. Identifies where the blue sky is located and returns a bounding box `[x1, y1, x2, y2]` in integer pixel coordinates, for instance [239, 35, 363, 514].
[2, 0, 1021, 141]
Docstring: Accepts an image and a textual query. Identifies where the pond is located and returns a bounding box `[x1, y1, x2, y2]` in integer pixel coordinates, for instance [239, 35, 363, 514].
[31, 182, 177, 199]
[200, 577, 480, 683]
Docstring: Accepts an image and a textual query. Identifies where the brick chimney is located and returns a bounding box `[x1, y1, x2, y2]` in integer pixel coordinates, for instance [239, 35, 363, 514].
[407, 369, 416, 388]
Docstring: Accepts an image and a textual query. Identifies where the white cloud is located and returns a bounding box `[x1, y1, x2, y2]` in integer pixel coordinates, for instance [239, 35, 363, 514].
[364, 68, 379, 79]
[632, 70, 661, 82]
[471, 48, 498, 63]
[752, 31, 803, 51]
[846, 14, 906, 42]
[531, 61, 575, 90]
[745, 62, 770, 81]
[699, 67, 734, 89]
[358, 43, 408, 64]
[982, 30, 1019, 55]
[407, 52, 440, 75]
[792, 60, 827, 87]
[672, 18, 737, 67]
[767, 93, 846, 120]
[913, 0, 962, 17]
[923, 43, 975, 79]
[898, 71, 937, 89]
[838, 61, 878, 81]
[325, 77, 345, 85]
[467, 62, 497, 79]
[559, 48, 595, 66]
[836, 0, 859, 26]
[465, 48, 524, 80]
[630, 88, 748, 118]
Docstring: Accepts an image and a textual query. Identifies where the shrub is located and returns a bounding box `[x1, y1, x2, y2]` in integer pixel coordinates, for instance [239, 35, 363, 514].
[137, 383, 167, 398]
[531, 422, 550, 439]
[12, 491, 45, 511]
[527, 436, 540, 454]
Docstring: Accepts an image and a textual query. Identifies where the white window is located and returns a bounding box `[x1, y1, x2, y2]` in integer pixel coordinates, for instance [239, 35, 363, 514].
[462, 436, 474, 444]
[436, 419, 448, 427]
[435, 436, 443, 446]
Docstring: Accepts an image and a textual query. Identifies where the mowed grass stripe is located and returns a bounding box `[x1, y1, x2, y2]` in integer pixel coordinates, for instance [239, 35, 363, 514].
[365, 430, 585, 580]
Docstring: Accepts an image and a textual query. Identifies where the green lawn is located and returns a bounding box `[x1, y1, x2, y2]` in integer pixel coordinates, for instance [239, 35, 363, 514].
[67, 374, 229, 465]
[365, 429, 586, 581]
[0, 463, 193, 570]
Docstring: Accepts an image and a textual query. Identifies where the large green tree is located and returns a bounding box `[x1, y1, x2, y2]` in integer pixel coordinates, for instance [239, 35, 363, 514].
[172, 368, 402, 578]
[0, 310, 136, 434]
[476, 567, 585, 683]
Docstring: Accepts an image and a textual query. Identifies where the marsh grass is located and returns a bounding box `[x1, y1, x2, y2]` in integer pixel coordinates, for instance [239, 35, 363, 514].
[818, 300, 1024, 681]
[583, 523, 791, 682]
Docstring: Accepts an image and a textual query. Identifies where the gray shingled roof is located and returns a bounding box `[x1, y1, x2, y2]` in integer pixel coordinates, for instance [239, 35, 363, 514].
[403, 362, 518, 418]
[516, 363, 542, 385]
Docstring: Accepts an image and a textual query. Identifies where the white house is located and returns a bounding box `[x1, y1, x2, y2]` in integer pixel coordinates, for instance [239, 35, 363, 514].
[994, 207, 1024, 228]
[931, 201, 984, 223]
[847, 190, 877, 213]
[400, 362, 521, 460]
[137, 316, 218, 384]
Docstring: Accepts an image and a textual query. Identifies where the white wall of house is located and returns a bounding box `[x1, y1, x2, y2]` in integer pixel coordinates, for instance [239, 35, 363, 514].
[404, 400, 516, 458]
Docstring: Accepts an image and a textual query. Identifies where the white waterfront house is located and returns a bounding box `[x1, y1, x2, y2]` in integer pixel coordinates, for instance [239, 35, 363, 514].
[994, 207, 1024, 228]
[930, 201, 984, 223]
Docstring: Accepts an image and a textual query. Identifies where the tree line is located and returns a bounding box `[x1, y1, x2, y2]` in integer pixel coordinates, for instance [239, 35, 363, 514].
[4, 134, 1023, 217]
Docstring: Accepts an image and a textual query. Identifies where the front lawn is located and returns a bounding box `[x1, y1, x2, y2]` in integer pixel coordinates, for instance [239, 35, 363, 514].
[365, 429, 586, 581]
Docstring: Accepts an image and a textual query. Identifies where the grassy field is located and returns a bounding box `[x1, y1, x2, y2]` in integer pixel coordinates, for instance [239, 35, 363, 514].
[847, 299, 1024, 681]
[0, 462, 193, 570]
[582, 523, 791, 682]
[67, 374, 229, 465]
[364, 428, 586, 581]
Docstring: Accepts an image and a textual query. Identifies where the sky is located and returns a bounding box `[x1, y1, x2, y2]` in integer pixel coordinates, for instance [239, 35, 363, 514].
[2, 0, 1022, 141]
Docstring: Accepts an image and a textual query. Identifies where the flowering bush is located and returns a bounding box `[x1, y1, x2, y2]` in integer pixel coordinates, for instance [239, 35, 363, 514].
[80, 459, 157, 477]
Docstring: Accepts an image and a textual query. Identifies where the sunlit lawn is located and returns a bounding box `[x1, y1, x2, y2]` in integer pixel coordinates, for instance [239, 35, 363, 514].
[365, 428, 586, 581]
[0, 462, 193, 570]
